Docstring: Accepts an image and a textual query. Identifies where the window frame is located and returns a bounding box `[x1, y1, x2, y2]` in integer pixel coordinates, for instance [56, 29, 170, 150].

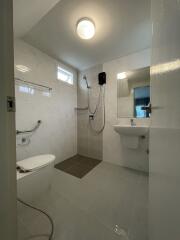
[57, 66, 74, 85]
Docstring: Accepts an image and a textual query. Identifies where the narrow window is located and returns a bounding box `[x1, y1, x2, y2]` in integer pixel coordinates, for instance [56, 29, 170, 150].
[57, 66, 73, 85]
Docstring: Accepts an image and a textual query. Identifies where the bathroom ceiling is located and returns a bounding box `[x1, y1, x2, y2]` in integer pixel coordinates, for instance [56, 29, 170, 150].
[14, 0, 151, 70]
[13, 0, 62, 37]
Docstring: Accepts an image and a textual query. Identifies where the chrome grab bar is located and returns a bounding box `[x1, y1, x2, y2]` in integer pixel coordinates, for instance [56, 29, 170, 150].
[16, 120, 42, 135]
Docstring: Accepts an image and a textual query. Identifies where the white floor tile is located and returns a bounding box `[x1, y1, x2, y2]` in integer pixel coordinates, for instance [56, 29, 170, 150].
[18, 162, 148, 240]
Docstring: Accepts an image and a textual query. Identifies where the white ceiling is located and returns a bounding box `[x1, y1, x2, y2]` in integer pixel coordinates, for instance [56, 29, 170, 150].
[14, 0, 151, 70]
[13, 0, 61, 37]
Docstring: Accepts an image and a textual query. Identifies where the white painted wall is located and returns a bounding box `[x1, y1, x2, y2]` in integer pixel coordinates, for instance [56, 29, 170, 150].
[14, 39, 77, 163]
[103, 49, 151, 172]
[149, 0, 180, 239]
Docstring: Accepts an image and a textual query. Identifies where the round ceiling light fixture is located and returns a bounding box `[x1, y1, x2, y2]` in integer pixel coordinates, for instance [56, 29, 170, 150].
[76, 18, 95, 40]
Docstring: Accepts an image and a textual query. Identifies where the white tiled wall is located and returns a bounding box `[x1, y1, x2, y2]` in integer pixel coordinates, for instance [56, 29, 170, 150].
[15, 39, 151, 171]
[149, 0, 180, 239]
[77, 65, 103, 160]
[15, 39, 77, 163]
[103, 49, 151, 172]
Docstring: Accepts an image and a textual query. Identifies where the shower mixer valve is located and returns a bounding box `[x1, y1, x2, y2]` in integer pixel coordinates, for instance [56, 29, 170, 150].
[89, 114, 94, 120]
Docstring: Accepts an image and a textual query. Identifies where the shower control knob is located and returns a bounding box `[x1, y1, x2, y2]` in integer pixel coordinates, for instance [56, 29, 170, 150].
[89, 114, 94, 120]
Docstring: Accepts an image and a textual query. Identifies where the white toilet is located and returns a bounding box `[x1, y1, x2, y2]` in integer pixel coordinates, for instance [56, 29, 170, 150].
[17, 154, 55, 202]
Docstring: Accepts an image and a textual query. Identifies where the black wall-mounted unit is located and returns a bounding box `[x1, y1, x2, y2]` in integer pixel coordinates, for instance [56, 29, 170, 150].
[98, 72, 106, 85]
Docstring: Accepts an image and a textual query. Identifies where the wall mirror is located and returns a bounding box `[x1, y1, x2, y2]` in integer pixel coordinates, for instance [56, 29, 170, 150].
[117, 66, 150, 118]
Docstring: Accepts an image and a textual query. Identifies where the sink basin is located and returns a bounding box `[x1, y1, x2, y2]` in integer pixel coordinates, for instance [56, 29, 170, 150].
[113, 125, 149, 137]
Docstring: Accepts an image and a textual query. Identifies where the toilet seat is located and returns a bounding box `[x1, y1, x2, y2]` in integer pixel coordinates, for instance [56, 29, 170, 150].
[17, 154, 55, 172]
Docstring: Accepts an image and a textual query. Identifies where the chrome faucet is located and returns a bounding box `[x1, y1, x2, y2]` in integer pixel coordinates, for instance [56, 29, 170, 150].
[130, 118, 136, 127]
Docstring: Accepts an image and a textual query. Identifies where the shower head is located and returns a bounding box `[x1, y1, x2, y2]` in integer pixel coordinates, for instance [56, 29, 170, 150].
[83, 75, 91, 89]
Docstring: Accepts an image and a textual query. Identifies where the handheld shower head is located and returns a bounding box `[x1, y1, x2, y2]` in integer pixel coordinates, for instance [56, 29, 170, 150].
[83, 75, 91, 89]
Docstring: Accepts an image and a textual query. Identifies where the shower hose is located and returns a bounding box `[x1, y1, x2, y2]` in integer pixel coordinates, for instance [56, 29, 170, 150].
[88, 85, 106, 134]
[18, 198, 54, 240]
[77, 75, 106, 135]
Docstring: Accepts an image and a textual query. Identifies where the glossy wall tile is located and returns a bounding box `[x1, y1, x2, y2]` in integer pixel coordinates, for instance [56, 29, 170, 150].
[149, 0, 180, 239]
[77, 65, 103, 160]
[15, 39, 78, 163]
[103, 49, 151, 172]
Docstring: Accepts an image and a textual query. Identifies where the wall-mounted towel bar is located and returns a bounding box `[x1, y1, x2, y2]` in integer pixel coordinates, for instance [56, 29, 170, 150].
[15, 77, 52, 92]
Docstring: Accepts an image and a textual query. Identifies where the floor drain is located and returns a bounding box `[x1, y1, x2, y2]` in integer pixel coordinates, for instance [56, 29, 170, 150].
[114, 225, 129, 239]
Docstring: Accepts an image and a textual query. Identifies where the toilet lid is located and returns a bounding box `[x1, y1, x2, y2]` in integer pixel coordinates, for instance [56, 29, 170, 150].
[17, 154, 55, 172]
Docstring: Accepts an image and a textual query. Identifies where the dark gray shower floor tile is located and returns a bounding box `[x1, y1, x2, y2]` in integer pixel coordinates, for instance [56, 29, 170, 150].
[55, 155, 102, 178]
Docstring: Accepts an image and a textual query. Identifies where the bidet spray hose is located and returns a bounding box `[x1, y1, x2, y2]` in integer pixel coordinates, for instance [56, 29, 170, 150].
[18, 198, 54, 240]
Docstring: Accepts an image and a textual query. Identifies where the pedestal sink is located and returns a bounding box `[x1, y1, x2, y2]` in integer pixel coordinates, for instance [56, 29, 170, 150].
[113, 125, 149, 137]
